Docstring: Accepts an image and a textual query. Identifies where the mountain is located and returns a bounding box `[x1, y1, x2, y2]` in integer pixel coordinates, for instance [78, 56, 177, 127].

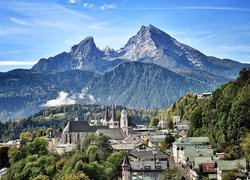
[32, 37, 123, 74]
[0, 69, 95, 120]
[0, 24, 249, 120]
[32, 25, 249, 79]
[87, 61, 212, 108]
[118, 25, 248, 79]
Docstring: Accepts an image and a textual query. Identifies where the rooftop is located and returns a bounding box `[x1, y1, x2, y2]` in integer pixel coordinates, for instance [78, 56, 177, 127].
[174, 137, 210, 144]
[96, 128, 126, 140]
[194, 157, 214, 169]
[62, 121, 93, 133]
[130, 150, 168, 160]
[201, 162, 217, 173]
[217, 158, 246, 171]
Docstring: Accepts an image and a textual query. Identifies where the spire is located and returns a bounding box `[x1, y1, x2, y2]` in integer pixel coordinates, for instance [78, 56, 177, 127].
[104, 106, 109, 121]
[111, 105, 116, 121]
[122, 153, 130, 167]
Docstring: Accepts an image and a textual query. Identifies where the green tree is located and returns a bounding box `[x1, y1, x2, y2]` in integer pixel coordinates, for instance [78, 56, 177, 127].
[240, 134, 250, 160]
[63, 172, 90, 180]
[20, 131, 33, 144]
[150, 117, 159, 127]
[25, 137, 48, 156]
[105, 151, 125, 179]
[165, 133, 175, 148]
[82, 161, 108, 180]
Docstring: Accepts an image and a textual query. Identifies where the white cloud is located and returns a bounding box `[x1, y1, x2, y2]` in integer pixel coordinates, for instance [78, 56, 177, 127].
[68, 0, 77, 4]
[83, 3, 94, 9]
[78, 87, 89, 99]
[0, 61, 37, 66]
[10, 17, 28, 25]
[100, 4, 116, 10]
[88, 94, 96, 104]
[44, 91, 76, 107]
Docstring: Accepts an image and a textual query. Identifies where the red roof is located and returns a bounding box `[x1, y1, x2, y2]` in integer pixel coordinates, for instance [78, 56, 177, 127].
[201, 163, 217, 173]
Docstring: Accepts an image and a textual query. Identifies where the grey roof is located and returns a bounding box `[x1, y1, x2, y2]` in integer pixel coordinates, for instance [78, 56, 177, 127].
[96, 128, 126, 140]
[62, 121, 93, 133]
[130, 160, 174, 171]
[130, 150, 168, 160]
[123, 134, 143, 144]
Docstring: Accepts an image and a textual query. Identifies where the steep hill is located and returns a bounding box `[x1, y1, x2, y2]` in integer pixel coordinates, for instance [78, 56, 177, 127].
[165, 68, 250, 159]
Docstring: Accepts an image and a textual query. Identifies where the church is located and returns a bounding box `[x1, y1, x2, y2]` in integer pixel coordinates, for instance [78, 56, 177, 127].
[61, 106, 129, 145]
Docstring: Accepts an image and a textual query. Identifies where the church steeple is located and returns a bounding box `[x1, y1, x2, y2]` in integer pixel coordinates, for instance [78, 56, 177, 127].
[120, 110, 129, 135]
[104, 106, 109, 121]
[121, 153, 131, 180]
[111, 105, 116, 122]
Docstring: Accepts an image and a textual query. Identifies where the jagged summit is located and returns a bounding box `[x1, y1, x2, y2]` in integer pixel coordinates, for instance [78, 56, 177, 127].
[70, 36, 96, 54]
[32, 24, 248, 78]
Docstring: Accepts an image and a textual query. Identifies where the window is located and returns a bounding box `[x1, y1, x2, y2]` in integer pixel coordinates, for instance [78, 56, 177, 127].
[69, 134, 72, 144]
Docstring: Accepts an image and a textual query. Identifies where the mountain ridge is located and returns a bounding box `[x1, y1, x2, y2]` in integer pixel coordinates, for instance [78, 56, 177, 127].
[32, 24, 249, 79]
[1, 24, 249, 120]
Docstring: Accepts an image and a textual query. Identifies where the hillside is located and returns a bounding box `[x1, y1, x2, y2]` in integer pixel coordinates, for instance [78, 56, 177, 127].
[0, 104, 158, 142]
[87, 61, 212, 108]
[165, 68, 250, 159]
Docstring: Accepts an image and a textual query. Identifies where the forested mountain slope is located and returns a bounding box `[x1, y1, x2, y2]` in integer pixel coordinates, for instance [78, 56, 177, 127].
[165, 68, 250, 159]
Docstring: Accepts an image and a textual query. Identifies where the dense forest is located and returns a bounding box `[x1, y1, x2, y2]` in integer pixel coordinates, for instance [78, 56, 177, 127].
[0, 104, 159, 142]
[164, 68, 250, 160]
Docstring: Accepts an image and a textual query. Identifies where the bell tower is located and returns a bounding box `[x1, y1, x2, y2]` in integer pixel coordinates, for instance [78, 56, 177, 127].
[121, 153, 131, 180]
[120, 110, 128, 135]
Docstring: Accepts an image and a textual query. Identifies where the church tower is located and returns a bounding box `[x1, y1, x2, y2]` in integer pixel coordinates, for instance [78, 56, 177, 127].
[103, 106, 109, 126]
[121, 153, 131, 180]
[109, 105, 118, 128]
[120, 110, 129, 135]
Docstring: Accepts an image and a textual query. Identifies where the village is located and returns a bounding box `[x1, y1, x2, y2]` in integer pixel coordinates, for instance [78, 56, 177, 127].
[0, 102, 249, 180]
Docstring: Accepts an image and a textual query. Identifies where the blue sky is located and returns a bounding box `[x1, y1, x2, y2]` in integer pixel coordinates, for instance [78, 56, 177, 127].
[0, 0, 250, 72]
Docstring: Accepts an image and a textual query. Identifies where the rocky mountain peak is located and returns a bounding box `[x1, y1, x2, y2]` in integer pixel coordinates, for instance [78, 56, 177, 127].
[103, 46, 118, 58]
[70, 36, 96, 55]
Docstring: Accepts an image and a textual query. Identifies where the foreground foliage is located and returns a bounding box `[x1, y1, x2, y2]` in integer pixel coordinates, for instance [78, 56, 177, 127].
[3, 133, 125, 180]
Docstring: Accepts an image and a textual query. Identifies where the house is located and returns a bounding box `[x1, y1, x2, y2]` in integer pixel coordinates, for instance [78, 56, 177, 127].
[129, 150, 169, 161]
[56, 143, 76, 155]
[216, 158, 247, 180]
[147, 135, 166, 148]
[121, 153, 173, 180]
[0, 168, 7, 178]
[201, 162, 217, 179]
[176, 120, 190, 131]
[197, 93, 212, 99]
[111, 143, 137, 152]
[173, 116, 181, 125]
[123, 134, 144, 144]
[1, 139, 21, 148]
[157, 120, 168, 129]
[173, 137, 210, 163]
[178, 147, 214, 166]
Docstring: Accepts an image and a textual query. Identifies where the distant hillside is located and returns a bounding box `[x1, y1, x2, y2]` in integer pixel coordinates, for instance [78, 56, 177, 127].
[0, 69, 95, 120]
[165, 68, 250, 159]
[87, 61, 212, 108]
[0, 104, 158, 142]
